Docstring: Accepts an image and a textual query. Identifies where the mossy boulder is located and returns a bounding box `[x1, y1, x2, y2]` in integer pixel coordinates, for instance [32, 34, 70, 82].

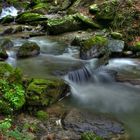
[0, 15, 14, 24]
[81, 132, 104, 140]
[95, 0, 118, 22]
[75, 13, 101, 29]
[46, 14, 82, 35]
[17, 42, 40, 58]
[25, 78, 69, 106]
[16, 12, 48, 24]
[0, 38, 14, 49]
[80, 35, 109, 60]
[0, 47, 8, 61]
[46, 13, 100, 35]
[0, 62, 25, 114]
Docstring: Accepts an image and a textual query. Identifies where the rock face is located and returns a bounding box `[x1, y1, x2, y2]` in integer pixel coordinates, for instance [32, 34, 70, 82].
[63, 109, 128, 140]
[25, 78, 69, 106]
[17, 42, 40, 58]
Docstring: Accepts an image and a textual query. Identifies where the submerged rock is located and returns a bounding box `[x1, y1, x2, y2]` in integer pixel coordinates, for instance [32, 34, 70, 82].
[63, 109, 128, 140]
[17, 42, 40, 58]
[25, 77, 69, 106]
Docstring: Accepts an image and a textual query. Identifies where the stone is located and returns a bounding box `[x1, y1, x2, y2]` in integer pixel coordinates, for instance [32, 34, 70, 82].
[80, 35, 109, 60]
[25, 78, 69, 106]
[0, 15, 14, 24]
[16, 12, 48, 24]
[0, 38, 14, 49]
[63, 109, 127, 139]
[17, 42, 40, 58]
[46, 14, 82, 35]
[107, 39, 124, 57]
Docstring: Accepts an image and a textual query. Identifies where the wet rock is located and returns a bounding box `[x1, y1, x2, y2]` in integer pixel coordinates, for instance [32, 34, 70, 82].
[1, 27, 14, 35]
[0, 47, 8, 60]
[107, 39, 125, 57]
[0, 38, 14, 49]
[0, 15, 14, 24]
[63, 109, 127, 139]
[17, 42, 40, 58]
[110, 32, 123, 40]
[25, 78, 69, 106]
[79, 35, 109, 60]
[16, 12, 48, 24]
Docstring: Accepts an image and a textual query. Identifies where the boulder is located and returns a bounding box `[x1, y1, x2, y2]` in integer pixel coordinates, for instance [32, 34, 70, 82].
[46, 14, 82, 35]
[46, 13, 100, 35]
[25, 78, 69, 106]
[17, 42, 40, 58]
[95, 0, 118, 22]
[0, 15, 14, 24]
[107, 39, 125, 57]
[79, 35, 109, 60]
[63, 109, 128, 140]
[0, 38, 14, 49]
[16, 12, 48, 24]
[0, 47, 8, 60]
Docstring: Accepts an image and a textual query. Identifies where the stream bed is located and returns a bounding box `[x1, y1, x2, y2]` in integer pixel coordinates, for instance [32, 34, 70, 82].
[2, 35, 140, 140]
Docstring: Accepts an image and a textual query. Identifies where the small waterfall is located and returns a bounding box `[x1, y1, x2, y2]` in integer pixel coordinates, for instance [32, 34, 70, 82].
[0, 6, 18, 19]
[67, 64, 116, 84]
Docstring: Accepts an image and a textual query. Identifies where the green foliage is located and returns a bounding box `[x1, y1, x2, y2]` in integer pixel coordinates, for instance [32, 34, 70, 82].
[0, 118, 12, 132]
[0, 79, 25, 113]
[81, 132, 104, 140]
[36, 110, 48, 121]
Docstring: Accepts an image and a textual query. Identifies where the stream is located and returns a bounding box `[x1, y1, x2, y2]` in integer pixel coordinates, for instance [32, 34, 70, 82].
[0, 34, 140, 139]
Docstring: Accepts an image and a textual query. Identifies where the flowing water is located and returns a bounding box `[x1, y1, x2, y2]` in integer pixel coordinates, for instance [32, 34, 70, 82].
[2, 35, 140, 140]
[0, 6, 18, 19]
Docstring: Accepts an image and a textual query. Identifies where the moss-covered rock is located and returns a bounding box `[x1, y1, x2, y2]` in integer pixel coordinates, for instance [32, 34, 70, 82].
[17, 42, 40, 58]
[80, 35, 109, 59]
[95, 0, 118, 22]
[0, 38, 14, 49]
[16, 12, 48, 24]
[81, 132, 104, 140]
[75, 13, 101, 29]
[25, 78, 69, 106]
[110, 32, 123, 40]
[0, 15, 14, 24]
[46, 14, 82, 35]
[0, 47, 8, 61]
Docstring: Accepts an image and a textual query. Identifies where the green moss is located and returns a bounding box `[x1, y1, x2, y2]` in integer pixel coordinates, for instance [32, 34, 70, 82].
[83, 35, 108, 51]
[81, 132, 104, 140]
[75, 13, 101, 29]
[89, 4, 99, 14]
[16, 12, 48, 24]
[26, 78, 68, 106]
[36, 110, 48, 121]
[110, 32, 123, 39]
